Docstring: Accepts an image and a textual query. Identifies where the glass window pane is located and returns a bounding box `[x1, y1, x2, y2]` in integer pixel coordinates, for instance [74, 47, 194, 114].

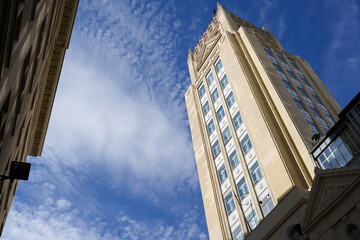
[220, 74, 229, 89]
[229, 150, 240, 169]
[233, 111, 243, 129]
[250, 161, 263, 184]
[276, 53, 286, 63]
[212, 88, 219, 102]
[273, 63, 282, 72]
[226, 92, 235, 107]
[212, 140, 221, 157]
[328, 154, 339, 168]
[241, 134, 252, 155]
[198, 85, 206, 98]
[283, 79, 293, 90]
[287, 70, 296, 79]
[311, 93, 321, 104]
[333, 148, 347, 167]
[289, 59, 299, 71]
[232, 226, 244, 240]
[300, 76, 310, 87]
[207, 119, 215, 135]
[203, 101, 210, 115]
[339, 143, 353, 162]
[222, 126, 232, 144]
[294, 98, 305, 110]
[206, 72, 214, 85]
[215, 59, 224, 73]
[310, 106, 320, 118]
[217, 106, 225, 121]
[297, 86, 307, 97]
[218, 164, 228, 183]
[263, 46, 273, 56]
[237, 177, 249, 199]
[225, 192, 235, 214]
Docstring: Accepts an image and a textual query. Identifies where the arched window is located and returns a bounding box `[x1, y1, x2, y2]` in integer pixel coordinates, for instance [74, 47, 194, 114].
[347, 224, 360, 240]
[288, 224, 303, 240]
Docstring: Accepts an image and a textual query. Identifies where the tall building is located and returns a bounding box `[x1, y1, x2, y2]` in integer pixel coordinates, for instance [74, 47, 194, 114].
[185, 3, 344, 239]
[0, 0, 79, 234]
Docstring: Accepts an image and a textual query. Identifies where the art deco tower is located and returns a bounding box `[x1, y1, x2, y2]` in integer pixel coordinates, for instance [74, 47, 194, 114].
[185, 3, 341, 239]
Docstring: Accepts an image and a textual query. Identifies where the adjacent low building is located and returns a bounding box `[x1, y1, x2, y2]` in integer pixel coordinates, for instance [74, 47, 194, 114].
[0, 0, 79, 234]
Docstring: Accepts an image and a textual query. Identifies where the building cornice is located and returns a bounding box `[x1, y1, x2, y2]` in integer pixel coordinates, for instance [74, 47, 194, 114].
[30, 0, 79, 156]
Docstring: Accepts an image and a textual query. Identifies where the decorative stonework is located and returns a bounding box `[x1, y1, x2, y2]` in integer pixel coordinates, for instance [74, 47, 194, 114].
[193, 16, 220, 70]
[194, 30, 221, 72]
[318, 184, 349, 214]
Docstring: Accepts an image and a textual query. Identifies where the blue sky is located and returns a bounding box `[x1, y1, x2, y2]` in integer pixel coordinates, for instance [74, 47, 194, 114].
[2, 0, 359, 239]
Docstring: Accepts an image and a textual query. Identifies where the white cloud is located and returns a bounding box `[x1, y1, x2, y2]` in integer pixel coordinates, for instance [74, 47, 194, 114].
[3, 0, 209, 238]
[2, 199, 207, 240]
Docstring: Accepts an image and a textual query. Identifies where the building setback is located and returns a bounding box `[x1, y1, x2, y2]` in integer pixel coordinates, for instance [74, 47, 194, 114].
[0, 0, 79, 234]
[185, 3, 359, 240]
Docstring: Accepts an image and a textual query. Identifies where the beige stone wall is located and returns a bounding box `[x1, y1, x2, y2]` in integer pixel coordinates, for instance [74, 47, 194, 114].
[185, 3, 343, 240]
[185, 85, 232, 239]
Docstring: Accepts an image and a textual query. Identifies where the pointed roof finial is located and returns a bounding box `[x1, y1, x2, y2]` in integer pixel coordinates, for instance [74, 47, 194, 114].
[213, 8, 216, 17]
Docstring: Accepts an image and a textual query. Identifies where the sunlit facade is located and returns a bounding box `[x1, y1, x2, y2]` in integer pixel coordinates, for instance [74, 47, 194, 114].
[185, 3, 343, 239]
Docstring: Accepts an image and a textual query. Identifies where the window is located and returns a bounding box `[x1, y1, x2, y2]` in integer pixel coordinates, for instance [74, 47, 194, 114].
[207, 119, 215, 135]
[324, 111, 334, 125]
[289, 59, 299, 71]
[346, 224, 360, 240]
[260, 194, 274, 217]
[263, 46, 273, 57]
[246, 208, 259, 230]
[297, 86, 308, 97]
[232, 225, 244, 240]
[220, 74, 229, 89]
[0, 91, 11, 151]
[289, 224, 303, 240]
[321, 124, 330, 133]
[310, 106, 321, 118]
[198, 85, 205, 99]
[293, 98, 306, 111]
[217, 106, 225, 122]
[287, 70, 296, 79]
[14, 3, 24, 41]
[222, 126, 232, 144]
[224, 192, 235, 214]
[283, 79, 294, 90]
[318, 137, 354, 169]
[212, 88, 219, 102]
[237, 177, 249, 200]
[233, 111, 243, 129]
[300, 76, 310, 87]
[203, 101, 210, 116]
[272, 63, 283, 72]
[276, 53, 286, 64]
[212, 140, 221, 157]
[306, 119, 319, 134]
[241, 134, 252, 155]
[229, 150, 240, 169]
[215, 58, 223, 73]
[311, 93, 322, 104]
[206, 71, 214, 85]
[250, 161, 263, 184]
[218, 164, 227, 183]
[226, 91, 236, 108]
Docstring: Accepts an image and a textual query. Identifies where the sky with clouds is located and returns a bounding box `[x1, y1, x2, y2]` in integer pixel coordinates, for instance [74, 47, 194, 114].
[2, 0, 359, 239]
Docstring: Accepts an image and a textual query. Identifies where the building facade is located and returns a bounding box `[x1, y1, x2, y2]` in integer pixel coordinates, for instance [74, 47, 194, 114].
[185, 3, 344, 239]
[0, 0, 78, 234]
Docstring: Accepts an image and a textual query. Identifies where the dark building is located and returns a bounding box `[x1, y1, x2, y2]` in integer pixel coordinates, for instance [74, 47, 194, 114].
[0, 0, 79, 234]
